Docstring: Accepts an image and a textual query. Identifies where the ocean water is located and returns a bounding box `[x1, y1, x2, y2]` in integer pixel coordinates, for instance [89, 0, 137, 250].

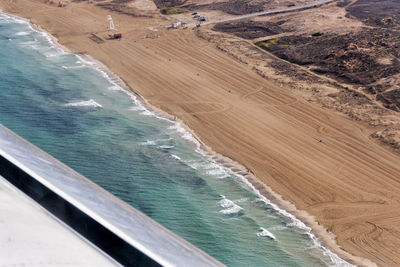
[0, 14, 352, 267]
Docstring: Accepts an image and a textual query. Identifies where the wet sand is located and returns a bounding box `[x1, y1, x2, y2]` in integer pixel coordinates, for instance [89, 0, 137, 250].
[2, 0, 400, 266]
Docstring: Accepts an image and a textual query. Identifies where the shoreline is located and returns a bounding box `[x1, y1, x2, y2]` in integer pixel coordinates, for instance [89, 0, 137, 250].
[69, 35, 363, 266]
[2, 2, 399, 265]
[0, 11, 365, 266]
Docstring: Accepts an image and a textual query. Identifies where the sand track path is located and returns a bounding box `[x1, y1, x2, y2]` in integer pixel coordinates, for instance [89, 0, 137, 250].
[150, 101, 232, 115]
[241, 86, 299, 107]
[2, 1, 400, 266]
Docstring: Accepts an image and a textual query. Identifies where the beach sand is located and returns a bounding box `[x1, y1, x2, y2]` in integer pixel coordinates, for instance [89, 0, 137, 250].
[2, 0, 400, 266]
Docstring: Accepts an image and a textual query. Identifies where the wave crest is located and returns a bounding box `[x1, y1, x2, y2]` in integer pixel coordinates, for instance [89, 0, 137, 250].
[15, 31, 30, 36]
[219, 196, 243, 214]
[257, 227, 276, 240]
[64, 99, 102, 108]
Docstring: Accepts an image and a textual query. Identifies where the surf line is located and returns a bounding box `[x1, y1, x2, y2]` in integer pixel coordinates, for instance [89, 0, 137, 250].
[77, 48, 356, 267]
[2, 11, 357, 267]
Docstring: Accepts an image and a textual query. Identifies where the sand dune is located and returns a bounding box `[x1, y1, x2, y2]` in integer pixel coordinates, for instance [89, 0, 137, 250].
[2, 0, 400, 265]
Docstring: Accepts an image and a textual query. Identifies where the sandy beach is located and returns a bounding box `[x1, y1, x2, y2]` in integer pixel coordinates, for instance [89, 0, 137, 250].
[2, 0, 400, 265]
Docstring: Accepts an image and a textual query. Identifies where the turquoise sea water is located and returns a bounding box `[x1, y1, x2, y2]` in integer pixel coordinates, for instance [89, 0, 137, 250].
[0, 14, 351, 266]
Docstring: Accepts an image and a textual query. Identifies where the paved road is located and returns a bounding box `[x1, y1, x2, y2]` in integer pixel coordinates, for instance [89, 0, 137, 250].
[201, 0, 334, 25]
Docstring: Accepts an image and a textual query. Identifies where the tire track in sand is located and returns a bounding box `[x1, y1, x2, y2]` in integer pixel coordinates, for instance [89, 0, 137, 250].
[241, 86, 298, 107]
[150, 101, 232, 115]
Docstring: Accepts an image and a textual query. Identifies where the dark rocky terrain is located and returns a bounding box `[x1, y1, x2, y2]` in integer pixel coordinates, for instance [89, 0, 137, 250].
[377, 90, 400, 111]
[152, 0, 306, 15]
[251, 0, 400, 112]
[184, 0, 267, 15]
[152, 0, 187, 9]
[347, 0, 400, 30]
[150, 0, 400, 112]
[213, 20, 287, 39]
[264, 29, 400, 84]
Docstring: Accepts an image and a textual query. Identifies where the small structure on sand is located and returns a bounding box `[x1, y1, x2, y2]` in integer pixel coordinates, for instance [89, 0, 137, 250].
[168, 21, 187, 30]
[89, 33, 104, 44]
[107, 15, 122, 39]
[171, 22, 181, 29]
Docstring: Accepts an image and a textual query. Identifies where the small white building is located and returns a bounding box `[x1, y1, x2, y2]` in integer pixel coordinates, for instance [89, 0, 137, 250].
[171, 22, 182, 29]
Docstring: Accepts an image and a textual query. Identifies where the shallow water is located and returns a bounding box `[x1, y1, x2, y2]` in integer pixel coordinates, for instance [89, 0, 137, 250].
[0, 14, 351, 266]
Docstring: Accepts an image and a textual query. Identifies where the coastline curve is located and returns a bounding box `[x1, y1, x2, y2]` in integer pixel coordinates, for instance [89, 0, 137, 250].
[0, 11, 375, 267]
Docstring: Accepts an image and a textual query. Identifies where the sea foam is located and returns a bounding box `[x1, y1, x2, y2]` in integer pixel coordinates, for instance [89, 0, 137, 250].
[15, 31, 30, 36]
[141, 138, 173, 146]
[5, 13, 354, 266]
[219, 196, 243, 215]
[62, 65, 86, 70]
[171, 154, 181, 160]
[19, 40, 38, 46]
[257, 227, 276, 240]
[229, 173, 355, 267]
[65, 99, 102, 108]
[158, 145, 174, 149]
[108, 85, 122, 91]
[140, 110, 154, 116]
[129, 106, 145, 111]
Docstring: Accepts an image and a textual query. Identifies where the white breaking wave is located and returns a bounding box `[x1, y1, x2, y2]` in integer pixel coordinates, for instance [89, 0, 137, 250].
[141, 138, 173, 146]
[142, 140, 156, 146]
[30, 25, 64, 55]
[220, 205, 243, 215]
[257, 227, 276, 240]
[19, 21, 67, 57]
[219, 196, 243, 214]
[129, 106, 145, 111]
[3, 13, 354, 266]
[19, 40, 38, 46]
[184, 160, 207, 170]
[45, 51, 65, 58]
[228, 173, 355, 267]
[158, 145, 174, 149]
[140, 110, 154, 116]
[12, 19, 67, 59]
[206, 168, 229, 178]
[0, 14, 32, 26]
[184, 160, 229, 179]
[74, 53, 176, 126]
[62, 65, 86, 70]
[287, 221, 310, 229]
[64, 99, 102, 108]
[171, 154, 181, 160]
[75, 55, 95, 65]
[22, 22, 67, 58]
[108, 85, 122, 91]
[219, 196, 235, 208]
[234, 197, 249, 203]
[168, 123, 201, 148]
[15, 31, 30, 36]
[72, 55, 173, 128]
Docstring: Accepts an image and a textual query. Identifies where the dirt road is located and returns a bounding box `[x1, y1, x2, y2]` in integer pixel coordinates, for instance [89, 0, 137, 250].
[201, 0, 334, 25]
[1, 0, 400, 266]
